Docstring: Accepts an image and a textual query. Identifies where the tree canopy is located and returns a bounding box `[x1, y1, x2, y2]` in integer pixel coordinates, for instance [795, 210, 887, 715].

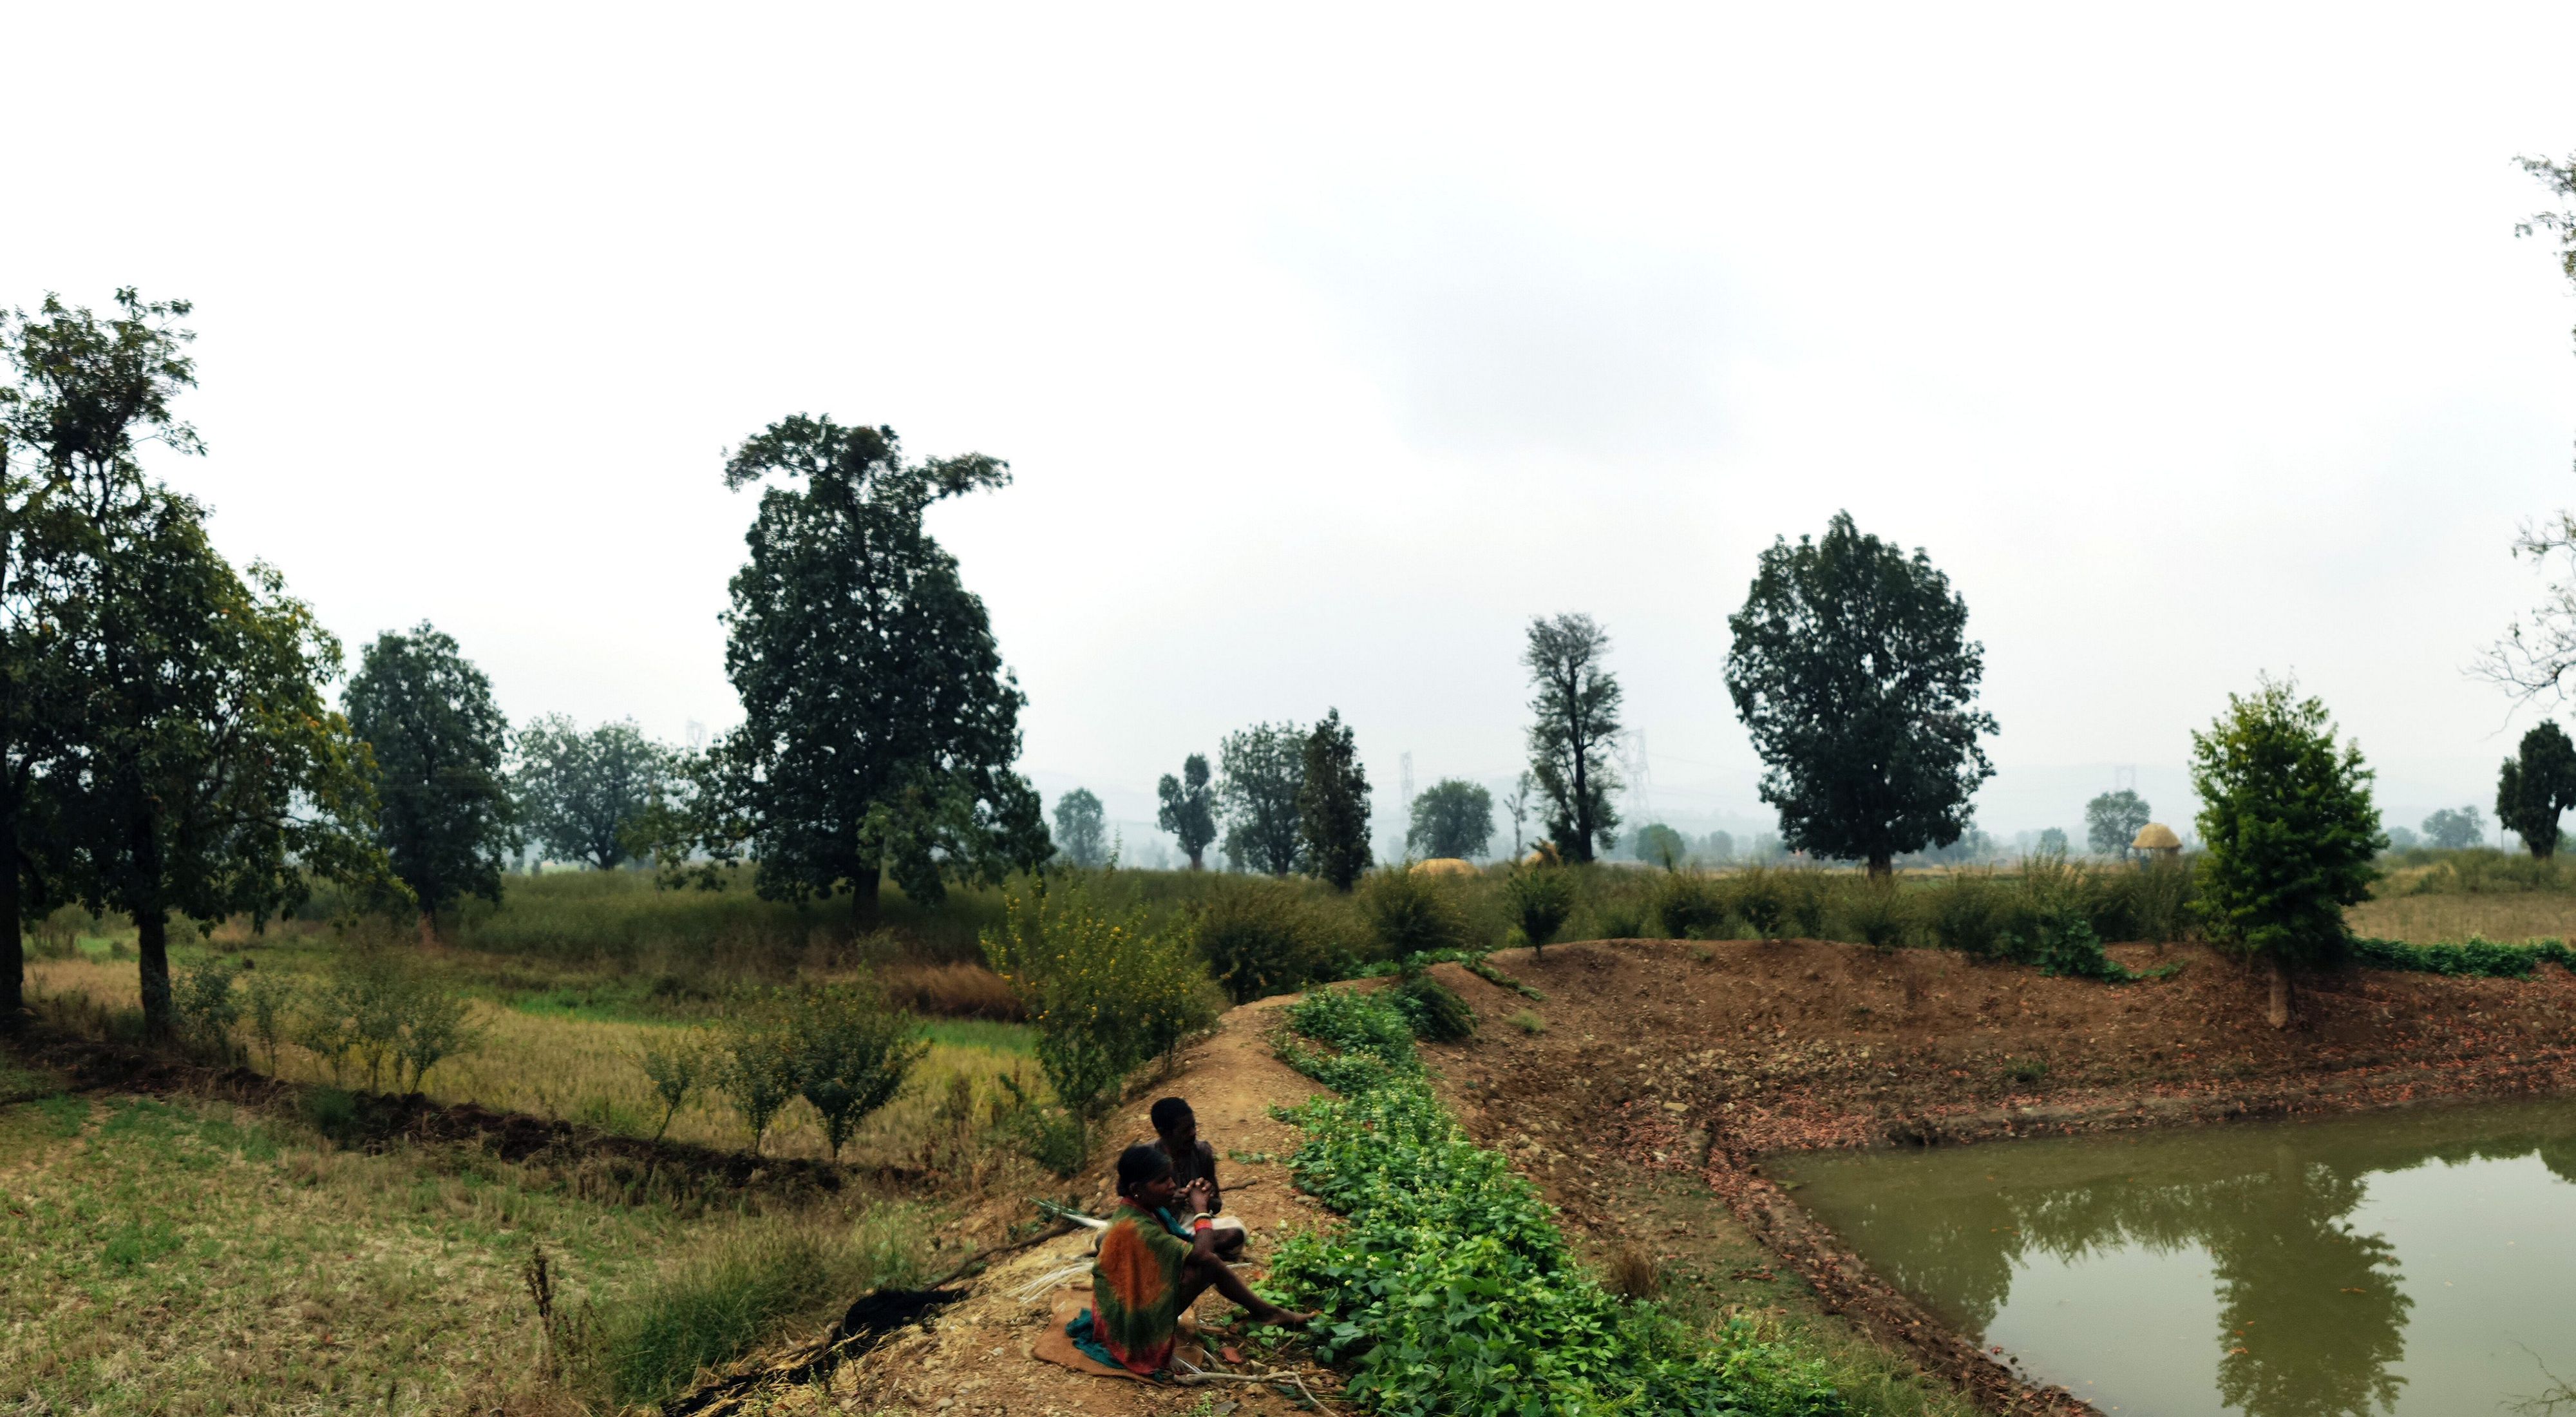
[5, 289, 384, 1032]
[2420, 806, 2485, 851]
[1297, 710, 1370, 889]
[1523, 614, 1622, 864]
[2191, 678, 2383, 1028]
[514, 715, 672, 870]
[2085, 790, 2152, 859]
[1407, 778, 1495, 861]
[1629, 823, 1687, 868]
[1155, 753, 1217, 870]
[2495, 721, 2576, 860]
[346, 623, 516, 921]
[1053, 788, 1107, 870]
[1218, 722, 1303, 875]
[1725, 511, 1996, 877]
[699, 415, 1049, 906]
[2036, 826, 2071, 856]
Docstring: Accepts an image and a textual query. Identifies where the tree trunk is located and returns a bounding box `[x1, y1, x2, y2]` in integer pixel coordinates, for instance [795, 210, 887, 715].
[138, 908, 173, 1039]
[2265, 953, 2293, 1031]
[417, 911, 440, 950]
[1868, 852, 1892, 880]
[1185, 848, 1203, 871]
[850, 861, 881, 912]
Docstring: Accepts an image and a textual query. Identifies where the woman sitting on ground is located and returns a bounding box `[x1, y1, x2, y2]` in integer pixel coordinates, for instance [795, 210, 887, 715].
[1071, 1143, 1314, 1376]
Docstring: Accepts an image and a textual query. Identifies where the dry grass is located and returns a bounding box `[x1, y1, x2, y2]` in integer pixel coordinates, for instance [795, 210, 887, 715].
[2345, 893, 2576, 944]
[26, 956, 1046, 1166]
[876, 961, 1023, 1020]
[0, 1087, 678, 1414]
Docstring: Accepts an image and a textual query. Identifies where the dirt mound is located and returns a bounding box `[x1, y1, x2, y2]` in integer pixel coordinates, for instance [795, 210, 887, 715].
[1421, 937, 2576, 1414]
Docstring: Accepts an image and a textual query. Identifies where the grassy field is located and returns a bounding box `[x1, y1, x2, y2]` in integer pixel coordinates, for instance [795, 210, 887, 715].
[25, 949, 1043, 1167]
[0, 1081, 856, 1414]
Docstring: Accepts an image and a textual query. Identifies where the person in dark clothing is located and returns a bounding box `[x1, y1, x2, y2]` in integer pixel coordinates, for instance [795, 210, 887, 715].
[1150, 1096, 1243, 1256]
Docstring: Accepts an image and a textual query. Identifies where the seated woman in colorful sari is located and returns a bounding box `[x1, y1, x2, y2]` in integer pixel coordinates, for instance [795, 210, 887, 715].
[1067, 1144, 1315, 1377]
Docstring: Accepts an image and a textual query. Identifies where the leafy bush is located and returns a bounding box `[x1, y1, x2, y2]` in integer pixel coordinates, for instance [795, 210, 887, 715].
[1923, 871, 2008, 956]
[1837, 879, 1910, 949]
[786, 982, 929, 1161]
[174, 958, 243, 1053]
[295, 954, 482, 1092]
[983, 878, 1217, 1123]
[1271, 991, 1847, 1417]
[716, 1013, 802, 1154]
[1728, 868, 1787, 938]
[1356, 867, 1472, 962]
[241, 968, 296, 1070]
[1195, 877, 1358, 1002]
[638, 1033, 714, 1142]
[1502, 866, 1575, 956]
[2350, 935, 2576, 977]
[1652, 873, 1727, 939]
[1780, 870, 1829, 938]
[1390, 975, 1477, 1041]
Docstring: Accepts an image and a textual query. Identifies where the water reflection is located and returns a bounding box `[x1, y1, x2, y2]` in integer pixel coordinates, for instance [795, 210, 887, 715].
[1783, 1103, 2576, 1416]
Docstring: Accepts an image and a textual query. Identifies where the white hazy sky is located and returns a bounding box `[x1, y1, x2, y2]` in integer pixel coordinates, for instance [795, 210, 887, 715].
[12, 5, 2576, 850]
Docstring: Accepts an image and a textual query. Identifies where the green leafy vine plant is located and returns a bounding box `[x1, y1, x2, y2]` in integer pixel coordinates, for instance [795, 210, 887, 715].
[1266, 988, 1848, 1417]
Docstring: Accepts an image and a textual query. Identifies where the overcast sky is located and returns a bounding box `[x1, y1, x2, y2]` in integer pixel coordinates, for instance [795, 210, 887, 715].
[12, 5, 2576, 853]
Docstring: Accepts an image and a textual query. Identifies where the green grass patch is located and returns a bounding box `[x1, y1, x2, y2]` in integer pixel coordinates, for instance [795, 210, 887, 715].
[2349, 934, 2576, 978]
[1270, 990, 1846, 1417]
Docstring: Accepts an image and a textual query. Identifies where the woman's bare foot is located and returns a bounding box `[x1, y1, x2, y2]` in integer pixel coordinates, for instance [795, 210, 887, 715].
[1254, 1303, 1319, 1329]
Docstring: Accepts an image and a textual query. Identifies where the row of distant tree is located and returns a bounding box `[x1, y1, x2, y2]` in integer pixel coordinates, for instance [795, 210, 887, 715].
[1056, 512, 2003, 888]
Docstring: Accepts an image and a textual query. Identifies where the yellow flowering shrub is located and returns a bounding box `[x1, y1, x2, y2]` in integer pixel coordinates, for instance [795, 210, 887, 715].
[982, 877, 1217, 1119]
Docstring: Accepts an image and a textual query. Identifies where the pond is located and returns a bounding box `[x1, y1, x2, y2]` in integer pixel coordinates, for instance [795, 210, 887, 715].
[1778, 1100, 2576, 1416]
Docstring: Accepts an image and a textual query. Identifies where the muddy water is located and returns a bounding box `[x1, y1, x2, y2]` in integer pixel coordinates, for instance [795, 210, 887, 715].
[1778, 1100, 2576, 1416]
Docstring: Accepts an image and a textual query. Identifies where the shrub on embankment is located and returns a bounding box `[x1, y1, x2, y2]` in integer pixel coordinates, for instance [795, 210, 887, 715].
[1269, 989, 1848, 1417]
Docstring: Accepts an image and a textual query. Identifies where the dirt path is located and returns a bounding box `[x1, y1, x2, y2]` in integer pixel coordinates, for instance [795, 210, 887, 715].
[795, 994, 1349, 1417]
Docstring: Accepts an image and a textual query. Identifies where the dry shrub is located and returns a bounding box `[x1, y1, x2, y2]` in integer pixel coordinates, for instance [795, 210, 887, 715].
[875, 962, 1024, 1020]
[1604, 1244, 1660, 1300]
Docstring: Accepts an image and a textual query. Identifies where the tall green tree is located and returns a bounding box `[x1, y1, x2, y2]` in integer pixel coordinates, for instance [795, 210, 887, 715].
[1155, 753, 1217, 870]
[2085, 789, 2152, 859]
[1406, 778, 1495, 860]
[1297, 709, 1370, 889]
[512, 715, 672, 870]
[0, 294, 175, 1016]
[2495, 721, 2576, 859]
[2191, 678, 2383, 1029]
[10, 289, 384, 1035]
[1725, 512, 1997, 878]
[346, 624, 515, 930]
[1052, 788, 1107, 869]
[1522, 614, 1622, 863]
[73, 502, 388, 1035]
[1218, 721, 1303, 875]
[702, 416, 1048, 907]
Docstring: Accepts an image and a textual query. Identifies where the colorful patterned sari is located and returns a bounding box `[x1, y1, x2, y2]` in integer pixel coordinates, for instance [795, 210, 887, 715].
[1084, 1199, 1194, 1374]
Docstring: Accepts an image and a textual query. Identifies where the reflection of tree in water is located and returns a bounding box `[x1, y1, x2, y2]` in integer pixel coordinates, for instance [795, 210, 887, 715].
[2202, 1146, 2410, 1417]
[1803, 1123, 2576, 1417]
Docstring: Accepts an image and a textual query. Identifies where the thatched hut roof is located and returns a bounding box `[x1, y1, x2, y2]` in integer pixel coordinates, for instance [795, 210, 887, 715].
[2132, 823, 2183, 851]
[1412, 857, 1479, 877]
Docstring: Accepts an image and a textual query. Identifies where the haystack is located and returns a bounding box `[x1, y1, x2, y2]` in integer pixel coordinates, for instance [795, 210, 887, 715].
[1412, 857, 1479, 877]
[2132, 823, 2183, 857]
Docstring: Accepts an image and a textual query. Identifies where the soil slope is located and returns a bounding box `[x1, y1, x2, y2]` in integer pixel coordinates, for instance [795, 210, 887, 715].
[1426, 937, 2576, 1411]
